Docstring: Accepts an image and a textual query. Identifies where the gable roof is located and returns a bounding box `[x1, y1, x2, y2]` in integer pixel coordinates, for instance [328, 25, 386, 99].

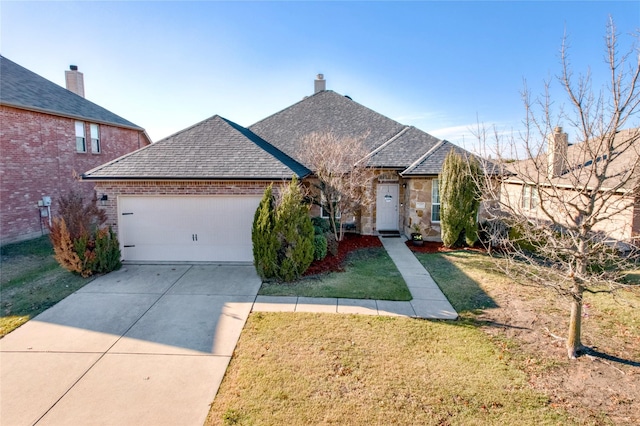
[82, 115, 310, 181]
[0, 55, 143, 130]
[249, 90, 407, 165]
[401, 140, 473, 176]
[366, 126, 442, 169]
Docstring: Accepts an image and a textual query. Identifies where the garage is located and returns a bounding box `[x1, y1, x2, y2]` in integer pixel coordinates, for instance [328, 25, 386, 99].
[118, 195, 262, 262]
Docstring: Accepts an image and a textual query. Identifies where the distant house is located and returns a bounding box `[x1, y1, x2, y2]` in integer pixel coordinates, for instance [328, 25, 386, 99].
[83, 75, 473, 263]
[0, 56, 151, 244]
[500, 127, 640, 245]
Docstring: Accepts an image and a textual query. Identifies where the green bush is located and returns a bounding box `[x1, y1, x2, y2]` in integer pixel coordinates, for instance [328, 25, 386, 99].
[311, 216, 331, 234]
[273, 177, 315, 281]
[252, 185, 278, 279]
[313, 234, 328, 260]
[440, 149, 481, 248]
[94, 227, 122, 273]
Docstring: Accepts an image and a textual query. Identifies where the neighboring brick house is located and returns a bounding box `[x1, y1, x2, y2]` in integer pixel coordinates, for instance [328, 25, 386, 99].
[0, 55, 151, 243]
[83, 75, 473, 263]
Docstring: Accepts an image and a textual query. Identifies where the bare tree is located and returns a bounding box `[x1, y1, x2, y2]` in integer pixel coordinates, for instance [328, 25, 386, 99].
[298, 132, 376, 241]
[476, 20, 640, 359]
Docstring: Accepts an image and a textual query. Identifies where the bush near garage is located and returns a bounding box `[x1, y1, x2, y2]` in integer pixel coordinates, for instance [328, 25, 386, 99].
[252, 178, 315, 282]
[49, 192, 121, 277]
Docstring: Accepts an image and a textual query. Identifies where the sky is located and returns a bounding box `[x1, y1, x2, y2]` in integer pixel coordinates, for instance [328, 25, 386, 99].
[1, 1, 639, 152]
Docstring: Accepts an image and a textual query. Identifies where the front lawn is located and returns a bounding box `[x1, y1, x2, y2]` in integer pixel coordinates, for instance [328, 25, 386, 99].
[0, 236, 93, 337]
[207, 313, 571, 425]
[258, 247, 412, 301]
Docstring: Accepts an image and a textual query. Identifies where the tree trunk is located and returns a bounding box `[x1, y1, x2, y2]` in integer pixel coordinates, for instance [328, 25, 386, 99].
[566, 281, 584, 359]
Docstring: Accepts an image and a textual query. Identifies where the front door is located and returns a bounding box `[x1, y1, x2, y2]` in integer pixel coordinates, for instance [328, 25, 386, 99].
[376, 184, 399, 231]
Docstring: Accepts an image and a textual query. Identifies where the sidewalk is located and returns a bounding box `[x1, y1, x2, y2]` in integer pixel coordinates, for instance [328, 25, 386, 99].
[252, 236, 458, 320]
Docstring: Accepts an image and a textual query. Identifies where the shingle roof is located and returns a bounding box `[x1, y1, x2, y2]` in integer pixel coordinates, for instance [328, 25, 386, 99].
[366, 126, 442, 169]
[82, 115, 310, 180]
[249, 90, 407, 166]
[401, 140, 472, 176]
[506, 128, 640, 193]
[0, 55, 143, 130]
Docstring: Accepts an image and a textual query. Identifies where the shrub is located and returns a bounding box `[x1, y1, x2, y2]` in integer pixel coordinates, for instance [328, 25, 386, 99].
[325, 231, 339, 257]
[273, 177, 315, 281]
[440, 149, 481, 248]
[311, 216, 331, 234]
[313, 234, 328, 260]
[252, 185, 279, 279]
[49, 191, 120, 277]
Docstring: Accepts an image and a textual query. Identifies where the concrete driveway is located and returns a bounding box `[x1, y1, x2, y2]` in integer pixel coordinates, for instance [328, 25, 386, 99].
[0, 264, 261, 426]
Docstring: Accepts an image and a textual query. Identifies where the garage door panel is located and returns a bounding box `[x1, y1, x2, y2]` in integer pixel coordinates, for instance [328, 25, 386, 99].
[118, 196, 261, 262]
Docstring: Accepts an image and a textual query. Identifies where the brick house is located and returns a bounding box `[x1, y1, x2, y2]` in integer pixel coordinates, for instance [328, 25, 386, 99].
[83, 75, 473, 263]
[0, 55, 151, 243]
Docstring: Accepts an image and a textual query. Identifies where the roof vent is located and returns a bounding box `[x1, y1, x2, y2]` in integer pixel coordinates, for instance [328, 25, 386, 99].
[314, 74, 326, 94]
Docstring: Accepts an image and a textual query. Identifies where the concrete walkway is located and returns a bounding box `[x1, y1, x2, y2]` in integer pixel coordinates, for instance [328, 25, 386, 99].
[252, 236, 458, 320]
[0, 264, 261, 426]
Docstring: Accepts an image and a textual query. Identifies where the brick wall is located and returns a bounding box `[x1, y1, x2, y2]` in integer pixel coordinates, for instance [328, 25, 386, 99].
[0, 106, 149, 243]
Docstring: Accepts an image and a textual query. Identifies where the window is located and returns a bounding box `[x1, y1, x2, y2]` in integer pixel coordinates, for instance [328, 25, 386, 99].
[431, 179, 440, 222]
[320, 193, 341, 219]
[521, 185, 539, 210]
[75, 121, 86, 152]
[90, 123, 100, 153]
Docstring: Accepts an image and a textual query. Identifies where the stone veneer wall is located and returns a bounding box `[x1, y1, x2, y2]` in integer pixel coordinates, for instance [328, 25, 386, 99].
[405, 178, 441, 241]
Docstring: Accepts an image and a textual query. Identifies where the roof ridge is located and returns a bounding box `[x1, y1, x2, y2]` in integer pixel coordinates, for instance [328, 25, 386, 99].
[401, 139, 446, 175]
[220, 117, 311, 178]
[249, 90, 338, 129]
[357, 126, 411, 165]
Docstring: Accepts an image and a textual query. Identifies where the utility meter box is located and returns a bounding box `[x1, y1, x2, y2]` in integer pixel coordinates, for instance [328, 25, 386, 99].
[42, 196, 52, 206]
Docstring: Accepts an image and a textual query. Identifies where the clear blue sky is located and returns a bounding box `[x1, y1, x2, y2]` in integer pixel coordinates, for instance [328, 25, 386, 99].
[2, 1, 638, 150]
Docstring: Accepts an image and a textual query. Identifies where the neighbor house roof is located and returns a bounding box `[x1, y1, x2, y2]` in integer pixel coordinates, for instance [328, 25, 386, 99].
[0, 55, 144, 130]
[506, 128, 640, 193]
[82, 115, 311, 180]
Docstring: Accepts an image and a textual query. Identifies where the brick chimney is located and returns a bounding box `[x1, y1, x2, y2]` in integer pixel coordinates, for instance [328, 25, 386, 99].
[314, 74, 326, 94]
[65, 65, 85, 97]
[548, 126, 568, 178]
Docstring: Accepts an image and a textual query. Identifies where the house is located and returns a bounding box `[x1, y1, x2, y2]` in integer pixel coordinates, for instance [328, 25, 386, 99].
[499, 126, 640, 245]
[0, 55, 151, 244]
[83, 75, 472, 263]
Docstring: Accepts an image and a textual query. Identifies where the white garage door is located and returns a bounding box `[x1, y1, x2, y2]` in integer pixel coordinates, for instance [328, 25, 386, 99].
[118, 196, 262, 262]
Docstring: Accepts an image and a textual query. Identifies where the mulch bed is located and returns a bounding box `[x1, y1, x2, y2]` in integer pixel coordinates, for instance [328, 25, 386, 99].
[304, 234, 382, 276]
[405, 240, 486, 254]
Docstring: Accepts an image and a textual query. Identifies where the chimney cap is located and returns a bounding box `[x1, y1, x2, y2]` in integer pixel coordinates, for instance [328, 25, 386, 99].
[69, 65, 78, 71]
[316, 73, 324, 80]
[554, 126, 563, 133]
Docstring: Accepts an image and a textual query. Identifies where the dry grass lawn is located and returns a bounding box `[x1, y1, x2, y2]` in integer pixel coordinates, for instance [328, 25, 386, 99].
[207, 313, 571, 425]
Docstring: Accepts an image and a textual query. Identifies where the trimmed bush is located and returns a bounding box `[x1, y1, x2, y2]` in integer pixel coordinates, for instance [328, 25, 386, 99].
[273, 177, 315, 281]
[440, 149, 481, 248]
[313, 234, 328, 260]
[252, 185, 278, 279]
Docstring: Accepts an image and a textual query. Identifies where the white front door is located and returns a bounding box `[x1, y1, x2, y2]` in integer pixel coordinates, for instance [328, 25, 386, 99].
[376, 184, 399, 231]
